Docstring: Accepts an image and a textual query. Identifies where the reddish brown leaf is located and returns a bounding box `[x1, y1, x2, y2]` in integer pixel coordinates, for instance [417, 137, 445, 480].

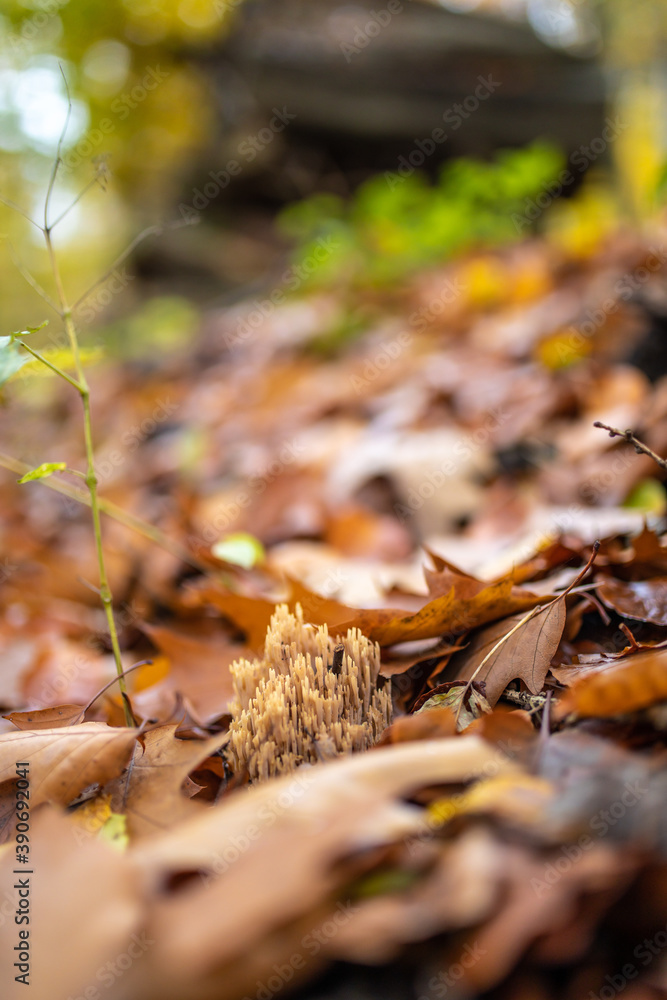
[597, 576, 667, 625]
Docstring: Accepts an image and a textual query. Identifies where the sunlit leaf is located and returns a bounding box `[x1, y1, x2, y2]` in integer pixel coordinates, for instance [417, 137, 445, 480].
[211, 532, 265, 569]
[18, 461, 67, 484]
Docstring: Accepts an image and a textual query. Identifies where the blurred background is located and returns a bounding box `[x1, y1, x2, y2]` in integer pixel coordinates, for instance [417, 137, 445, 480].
[2, 0, 667, 608]
[1, 0, 666, 333]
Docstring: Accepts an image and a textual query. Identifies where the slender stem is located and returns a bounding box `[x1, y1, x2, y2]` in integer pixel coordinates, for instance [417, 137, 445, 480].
[17, 340, 85, 392]
[0, 193, 42, 231]
[49, 176, 100, 231]
[44, 223, 132, 726]
[72, 219, 196, 312]
[0, 450, 208, 573]
[6, 243, 60, 315]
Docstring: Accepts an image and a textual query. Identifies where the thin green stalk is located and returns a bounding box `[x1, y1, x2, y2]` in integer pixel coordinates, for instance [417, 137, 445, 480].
[44, 225, 132, 725]
[17, 340, 85, 392]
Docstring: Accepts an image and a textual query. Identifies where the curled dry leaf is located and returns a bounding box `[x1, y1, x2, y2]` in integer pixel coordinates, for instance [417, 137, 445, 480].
[596, 576, 667, 626]
[553, 646, 667, 720]
[3, 704, 85, 729]
[446, 599, 566, 705]
[414, 681, 492, 731]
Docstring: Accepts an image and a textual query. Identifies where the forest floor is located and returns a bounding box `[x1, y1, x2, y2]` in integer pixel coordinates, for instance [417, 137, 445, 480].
[2, 221, 667, 1000]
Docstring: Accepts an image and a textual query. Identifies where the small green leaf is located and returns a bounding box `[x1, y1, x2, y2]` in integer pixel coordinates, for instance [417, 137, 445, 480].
[211, 532, 265, 569]
[0, 340, 29, 386]
[18, 462, 67, 485]
[623, 478, 667, 515]
[13, 320, 49, 337]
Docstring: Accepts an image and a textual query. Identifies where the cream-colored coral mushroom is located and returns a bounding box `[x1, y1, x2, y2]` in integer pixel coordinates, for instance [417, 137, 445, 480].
[229, 603, 392, 781]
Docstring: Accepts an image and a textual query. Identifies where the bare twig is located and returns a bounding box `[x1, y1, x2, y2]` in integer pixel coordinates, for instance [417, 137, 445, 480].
[593, 421, 667, 473]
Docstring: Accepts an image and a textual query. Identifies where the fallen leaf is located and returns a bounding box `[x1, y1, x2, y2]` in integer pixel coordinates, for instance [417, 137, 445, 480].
[0, 723, 136, 810]
[446, 599, 566, 705]
[597, 576, 667, 625]
[136, 622, 243, 725]
[339, 579, 545, 646]
[0, 808, 141, 1000]
[4, 704, 85, 729]
[376, 707, 457, 744]
[413, 680, 492, 731]
[107, 725, 228, 838]
[554, 646, 667, 719]
[119, 738, 519, 1000]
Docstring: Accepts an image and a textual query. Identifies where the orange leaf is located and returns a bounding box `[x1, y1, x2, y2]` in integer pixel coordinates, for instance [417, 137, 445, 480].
[554, 646, 667, 719]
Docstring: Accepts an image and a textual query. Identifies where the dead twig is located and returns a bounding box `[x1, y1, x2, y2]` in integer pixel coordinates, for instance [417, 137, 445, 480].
[593, 421, 667, 473]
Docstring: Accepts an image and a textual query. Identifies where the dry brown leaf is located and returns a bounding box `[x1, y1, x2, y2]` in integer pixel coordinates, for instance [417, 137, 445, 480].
[116, 738, 519, 1000]
[4, 705, 85, 729]
[597, 576, 667, 625]
[447, 599, 566, 705]
[554, 646, 667, 719]
[338, 578, 545, 646]
[376, 706, 458, 744]
[0, 723, 137, 811]
[0, 808, 141, 1000]
[107, 725, 228, 838]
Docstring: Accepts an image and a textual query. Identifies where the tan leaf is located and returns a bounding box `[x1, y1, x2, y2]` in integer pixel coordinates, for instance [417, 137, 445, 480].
[107, 725, 228, 838]
[4, 705, 84, 730]
[0, 723, 137, 810]
[0, 808, 141, 1000]
[554, 646, 667, 719]
[449, 599, 566, 705]
[136, 622, 244, 725]
[119, 738, 519, 1000]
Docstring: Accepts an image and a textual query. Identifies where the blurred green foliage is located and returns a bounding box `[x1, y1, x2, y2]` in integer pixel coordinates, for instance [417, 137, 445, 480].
[278, 143, 566, 288]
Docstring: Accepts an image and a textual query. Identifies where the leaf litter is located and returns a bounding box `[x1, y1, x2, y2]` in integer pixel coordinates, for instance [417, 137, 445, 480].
[1, 229, 667, 999]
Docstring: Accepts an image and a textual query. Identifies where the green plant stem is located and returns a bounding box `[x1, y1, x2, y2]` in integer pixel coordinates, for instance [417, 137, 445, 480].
[17, 341, 84, 392]
[0, 450, 207, 572]
[44, 227, 132, 726]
